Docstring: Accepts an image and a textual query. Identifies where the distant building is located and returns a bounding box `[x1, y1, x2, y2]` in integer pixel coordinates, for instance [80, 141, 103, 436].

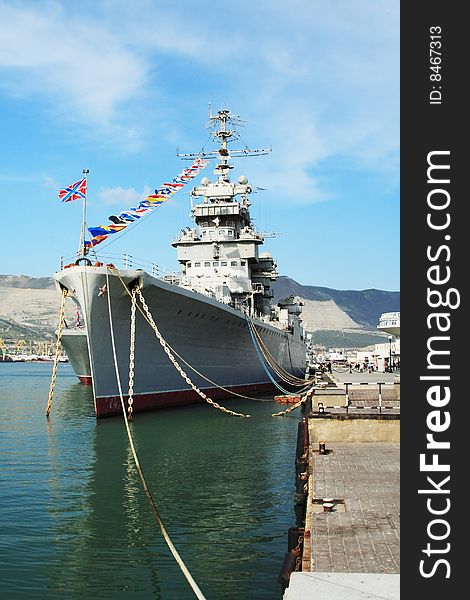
[374, 312, 400, 372]
[377, 311, 400, 339]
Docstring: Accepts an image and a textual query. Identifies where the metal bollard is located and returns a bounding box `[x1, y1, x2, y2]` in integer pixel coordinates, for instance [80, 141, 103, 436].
[345, 383, 351, 412]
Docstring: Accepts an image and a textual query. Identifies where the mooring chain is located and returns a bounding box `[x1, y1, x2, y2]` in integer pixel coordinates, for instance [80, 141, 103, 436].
[271, 387, 315, 417]
[45, 287, 68, 418]
[271, 396, 307, 417]
[134, 287, 250, 418]
[127, 287, 137, 421]
[292, 534, 304, 571]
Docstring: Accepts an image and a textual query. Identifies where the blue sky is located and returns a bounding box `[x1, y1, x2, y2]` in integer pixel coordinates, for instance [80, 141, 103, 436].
[0, 0, 399, 291]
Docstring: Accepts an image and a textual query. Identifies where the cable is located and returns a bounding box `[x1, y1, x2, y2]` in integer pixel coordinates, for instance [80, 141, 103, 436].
[105, 271, 207, 600]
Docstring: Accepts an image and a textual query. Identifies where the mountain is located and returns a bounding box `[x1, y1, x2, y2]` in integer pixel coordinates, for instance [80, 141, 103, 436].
[0, 274, 55, 290]
[0, 274, 400, 348]
[0, 275, 75, 340]
[272, 276, 400, 329]
[271, 276, 399, 348]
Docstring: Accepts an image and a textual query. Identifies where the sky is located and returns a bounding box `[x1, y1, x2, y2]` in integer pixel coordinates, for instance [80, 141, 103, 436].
[0, 0, 399, 291]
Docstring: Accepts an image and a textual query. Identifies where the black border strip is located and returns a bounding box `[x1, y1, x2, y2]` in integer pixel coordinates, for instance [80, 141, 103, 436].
[401, 2, 465, 595]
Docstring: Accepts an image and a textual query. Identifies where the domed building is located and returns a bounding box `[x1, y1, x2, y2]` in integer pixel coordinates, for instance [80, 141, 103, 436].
[376, 312, 400, 372]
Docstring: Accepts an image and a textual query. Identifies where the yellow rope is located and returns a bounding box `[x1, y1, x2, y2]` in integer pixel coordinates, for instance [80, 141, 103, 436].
[105, 271, 207, 600]
[45, 287, 68, 418]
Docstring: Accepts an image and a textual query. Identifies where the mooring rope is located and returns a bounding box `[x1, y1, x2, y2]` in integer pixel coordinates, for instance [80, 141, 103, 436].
[111, 269, 268, 403]
[109, 266, 310, 418]
[247, 316, 314, 388]
[135, 283, 313, 418]
[256, 336, 310, 386]
[242, 315, 319, 417]
[244, 314, 297, 395]
[105, 271, 207, 600]
[134, 287, 251, 418]
[45, 286, 68, 418]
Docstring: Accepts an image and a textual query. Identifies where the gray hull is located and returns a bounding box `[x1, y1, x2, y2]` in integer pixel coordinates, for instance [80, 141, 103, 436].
[55, 266, 307, 416]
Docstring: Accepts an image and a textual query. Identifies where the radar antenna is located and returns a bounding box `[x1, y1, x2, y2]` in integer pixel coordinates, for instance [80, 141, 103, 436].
[177, 108, 271, 182]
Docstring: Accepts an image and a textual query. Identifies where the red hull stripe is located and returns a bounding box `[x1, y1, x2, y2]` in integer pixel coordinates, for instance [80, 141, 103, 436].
[94, 382, 276, 417]
[78, 376, 93, 385]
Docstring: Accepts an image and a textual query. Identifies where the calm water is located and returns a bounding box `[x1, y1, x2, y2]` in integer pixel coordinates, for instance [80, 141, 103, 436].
[0, 362, 301, 599]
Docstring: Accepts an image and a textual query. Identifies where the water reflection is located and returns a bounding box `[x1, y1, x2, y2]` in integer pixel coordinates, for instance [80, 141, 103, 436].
[1, 363, 299, 599]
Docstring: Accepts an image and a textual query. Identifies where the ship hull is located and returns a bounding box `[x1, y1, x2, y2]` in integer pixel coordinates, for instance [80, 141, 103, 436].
[55, 266, 307, 417]
[60, 329, 92, 384]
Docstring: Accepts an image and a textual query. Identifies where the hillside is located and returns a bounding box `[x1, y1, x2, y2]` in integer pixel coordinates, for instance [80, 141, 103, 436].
[0, 276, 75, 340]
[307, 329, 389, 349]
[0, 274, 55, 290]
[0, 273, 399, 347]
[272, 276, 400, 329]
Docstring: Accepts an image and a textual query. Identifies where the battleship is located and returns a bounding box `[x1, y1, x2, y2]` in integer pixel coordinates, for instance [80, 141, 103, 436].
[54, 109, 308, 417]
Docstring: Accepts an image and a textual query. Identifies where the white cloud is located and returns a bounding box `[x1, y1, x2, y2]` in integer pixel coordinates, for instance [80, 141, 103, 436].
[97, 186, 151, 207]
[0, 2, 147, 126]
[0, 0, 399, 203]
[236, 103, 332, 204]
[41, 175, 60, 189]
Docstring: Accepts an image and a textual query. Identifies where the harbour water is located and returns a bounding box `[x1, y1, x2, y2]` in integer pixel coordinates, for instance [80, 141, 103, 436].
[0, 362, 300, 599]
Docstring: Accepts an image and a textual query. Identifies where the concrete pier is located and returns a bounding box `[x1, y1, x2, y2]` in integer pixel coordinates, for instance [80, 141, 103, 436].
[283, 372, 400, 599]
[304, 439, 399, 573]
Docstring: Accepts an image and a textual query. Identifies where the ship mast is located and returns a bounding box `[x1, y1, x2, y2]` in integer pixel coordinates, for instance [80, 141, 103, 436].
[172, 108, 283, 321]
[209, 108, 234, 182]
[78, 168, 90, 259]
[177, 108, 271, 181]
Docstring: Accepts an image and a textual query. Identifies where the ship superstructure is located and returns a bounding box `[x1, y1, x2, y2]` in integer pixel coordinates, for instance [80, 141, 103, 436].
[175, 109, 301, 331]
[54, 108, 307, 417]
